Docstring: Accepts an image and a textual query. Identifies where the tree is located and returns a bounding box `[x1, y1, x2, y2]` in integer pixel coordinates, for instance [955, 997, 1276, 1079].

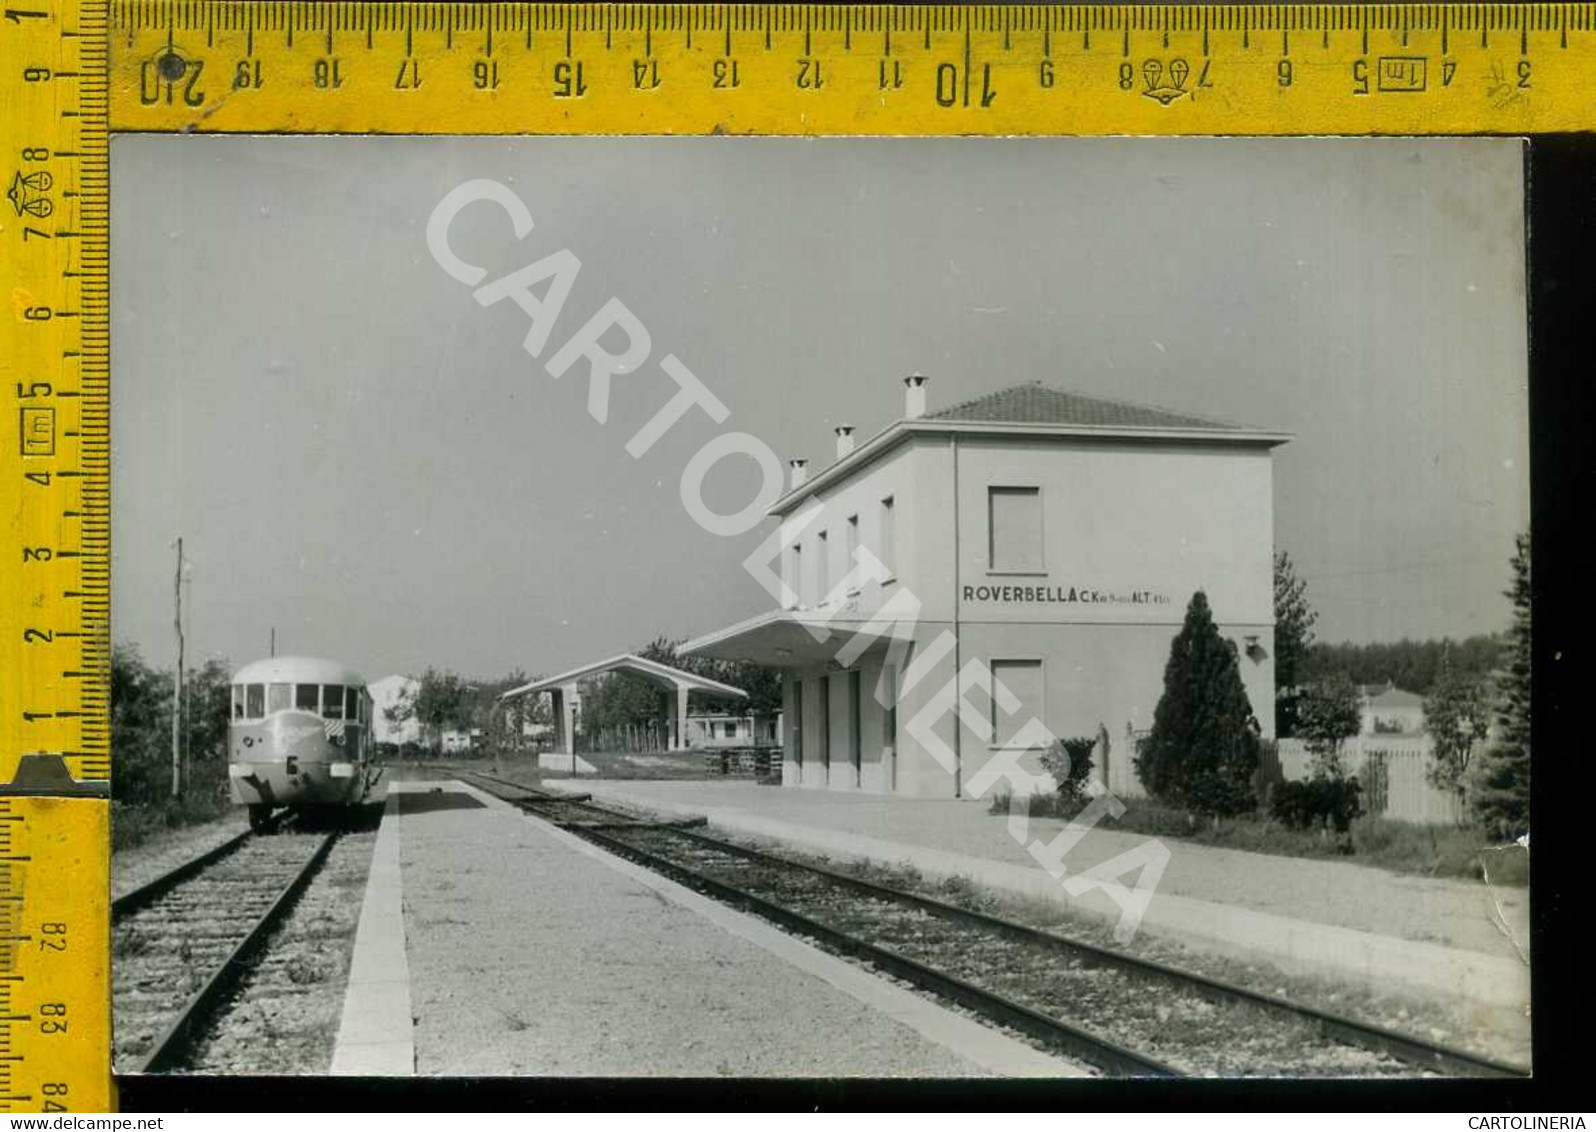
[411, 668, 472, 751]
[111, 646, 232, 805]
[638, 636, 783, 721]
[112, 643, 174, 806]
[1296, 674, 1361, 780]
[1423, 649, 1490, 817]
[1273, 550, 1318, 737]
[1136, 591, 1261, 817]
[1299, 635, 1503, 697]
[1473, 531, 1532, 838]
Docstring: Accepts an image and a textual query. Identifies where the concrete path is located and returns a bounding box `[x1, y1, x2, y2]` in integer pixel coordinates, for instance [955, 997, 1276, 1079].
[331, 779, 1079, 1077]
[540, 779, 1531, 1010]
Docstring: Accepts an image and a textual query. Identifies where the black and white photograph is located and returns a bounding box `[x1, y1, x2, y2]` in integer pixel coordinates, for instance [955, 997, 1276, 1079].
[108, 136, 1532, 1081]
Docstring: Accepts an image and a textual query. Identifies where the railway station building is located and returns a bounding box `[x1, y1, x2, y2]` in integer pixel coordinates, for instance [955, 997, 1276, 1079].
[683, 378, 1289, 800]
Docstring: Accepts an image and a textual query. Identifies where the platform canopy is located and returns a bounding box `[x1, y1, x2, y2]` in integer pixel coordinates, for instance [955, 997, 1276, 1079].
[499, 653, 746, 756]
[499, 653, 747, 702]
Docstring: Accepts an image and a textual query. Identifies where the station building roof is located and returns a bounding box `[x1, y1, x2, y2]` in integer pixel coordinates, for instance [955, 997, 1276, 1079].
[769, 381, 1291, 516]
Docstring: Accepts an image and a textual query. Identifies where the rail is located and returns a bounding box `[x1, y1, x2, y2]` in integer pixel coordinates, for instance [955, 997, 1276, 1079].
[454, 768, 1528, 1079]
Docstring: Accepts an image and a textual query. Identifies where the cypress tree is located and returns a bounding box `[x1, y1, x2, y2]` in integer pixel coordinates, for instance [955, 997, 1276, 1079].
[1136, 591, 1262, 816]
[1473, 532, 1532, 838]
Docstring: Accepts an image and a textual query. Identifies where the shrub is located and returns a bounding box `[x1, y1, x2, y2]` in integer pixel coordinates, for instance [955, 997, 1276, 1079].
[1039, 736, 1096, 805]
[1136, 591, 1261, 817]
[1269, 777, 1363, 834]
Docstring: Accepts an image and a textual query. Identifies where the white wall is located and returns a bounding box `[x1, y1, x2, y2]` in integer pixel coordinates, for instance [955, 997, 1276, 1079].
[772, 431, 1278, 800]
[954, 437, 1275, 628]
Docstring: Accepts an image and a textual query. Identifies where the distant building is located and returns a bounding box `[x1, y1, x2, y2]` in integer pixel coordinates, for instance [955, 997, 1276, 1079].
[687, 712, 783, 748]
[1358, 683, 1426, 735]
[369, 674, 421, 746]
[685, 376, 1289, 799]
[441, 728, 482, 754]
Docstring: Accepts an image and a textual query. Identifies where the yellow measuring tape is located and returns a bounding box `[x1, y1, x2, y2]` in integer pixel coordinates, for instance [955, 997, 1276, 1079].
[0, 0, 1586, 1111]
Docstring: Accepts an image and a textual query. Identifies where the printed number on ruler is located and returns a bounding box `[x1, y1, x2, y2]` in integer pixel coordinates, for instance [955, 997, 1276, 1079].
[106, 4, 1596, 135]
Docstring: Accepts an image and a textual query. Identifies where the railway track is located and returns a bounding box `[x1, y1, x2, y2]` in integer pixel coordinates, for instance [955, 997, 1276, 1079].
[457, 768, 1529, 1079]
[112, 823, 339, 1073]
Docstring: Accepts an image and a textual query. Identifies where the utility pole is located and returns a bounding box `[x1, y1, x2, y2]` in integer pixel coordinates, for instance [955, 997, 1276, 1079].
[269, 626, 276, 657]
[170, 537, 185, 799]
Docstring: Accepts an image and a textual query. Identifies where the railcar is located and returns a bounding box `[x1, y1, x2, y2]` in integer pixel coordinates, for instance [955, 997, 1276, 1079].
[227, 656, 380, 831]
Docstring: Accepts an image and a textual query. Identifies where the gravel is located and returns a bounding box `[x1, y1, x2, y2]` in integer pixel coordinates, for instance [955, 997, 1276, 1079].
[111, 830, 334, 1069]
[605, 827, 1423, 1078]
[185, 816, 379, 1074]
[112, 811, 249, 903]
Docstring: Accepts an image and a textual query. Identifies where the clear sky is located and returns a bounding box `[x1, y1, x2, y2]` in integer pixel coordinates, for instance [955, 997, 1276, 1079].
[110, 136, 1529, 681]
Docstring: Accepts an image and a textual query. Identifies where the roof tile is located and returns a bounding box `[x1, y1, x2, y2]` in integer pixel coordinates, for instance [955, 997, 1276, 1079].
[923, 382, 1250, 431]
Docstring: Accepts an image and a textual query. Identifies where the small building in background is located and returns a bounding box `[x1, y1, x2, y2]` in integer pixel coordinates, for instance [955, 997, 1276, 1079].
[1358, 683, 1427, 735]
[687, 712, 783, 749]
[441, 728, 482, 754]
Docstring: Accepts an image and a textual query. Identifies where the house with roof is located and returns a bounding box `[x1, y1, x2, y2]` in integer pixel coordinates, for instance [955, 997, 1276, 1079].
[1358, 683, 1427, 736]
[684, 376, 1290, 800]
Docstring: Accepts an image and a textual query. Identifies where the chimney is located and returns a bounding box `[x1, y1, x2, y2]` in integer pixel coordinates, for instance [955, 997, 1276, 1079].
[789, 457, 809, 489]
[834, 425, 855, 460]
[903, 373, 929, 419]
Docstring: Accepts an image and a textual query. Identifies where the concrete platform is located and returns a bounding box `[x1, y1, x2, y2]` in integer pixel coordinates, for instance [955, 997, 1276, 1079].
[538, 779, 1532, 1011]
[330, 780, 1079, 1077]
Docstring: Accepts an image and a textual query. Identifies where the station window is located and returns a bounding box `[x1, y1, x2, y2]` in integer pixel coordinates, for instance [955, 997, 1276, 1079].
[296, 683, 320, 712]
[322, 685, 344, 719]
[991, 659, 1044, 746]
[988, 486, 1044, 572]
[878, 496, 896, 580]
[816, 530, 829, 602]
[246, 684, 265, 719]
[267, 683, 292, 714]
[845, 515, 860, 593]
[788, 543, 803, 608]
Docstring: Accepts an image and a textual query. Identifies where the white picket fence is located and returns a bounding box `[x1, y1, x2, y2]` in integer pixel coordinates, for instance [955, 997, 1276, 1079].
[1270, 736, 1466, 825]
[1098, 731, 1467, 824]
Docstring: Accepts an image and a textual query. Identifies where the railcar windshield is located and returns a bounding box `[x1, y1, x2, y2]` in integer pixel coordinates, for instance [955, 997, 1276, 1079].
[232, 683, 268, 721]
[230, 678, 367, 723]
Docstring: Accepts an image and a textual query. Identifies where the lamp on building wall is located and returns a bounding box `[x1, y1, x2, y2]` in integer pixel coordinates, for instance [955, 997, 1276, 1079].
[1243, 634, 1267, 662]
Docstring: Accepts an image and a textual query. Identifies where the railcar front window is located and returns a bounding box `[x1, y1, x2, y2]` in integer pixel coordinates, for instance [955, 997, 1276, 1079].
[296, 683, 320, 712]
[231, 685, 245, 720]
[323, 685, 345, 719]
[267, 683, 292, 713]
[246, 684, 264, 718]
